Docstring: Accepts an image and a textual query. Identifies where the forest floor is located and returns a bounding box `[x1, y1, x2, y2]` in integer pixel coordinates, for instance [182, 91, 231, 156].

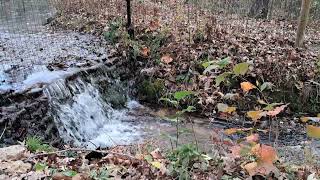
[1, 0, 320, 179]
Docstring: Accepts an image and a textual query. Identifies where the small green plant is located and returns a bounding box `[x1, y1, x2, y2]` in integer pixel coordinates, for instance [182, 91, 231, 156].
[26, 136, 52, 153]
[104, 19, 122, 44]
[167, 144, 211, 180]
[90, 167, 109, 180]
[160, 90, 196, 147]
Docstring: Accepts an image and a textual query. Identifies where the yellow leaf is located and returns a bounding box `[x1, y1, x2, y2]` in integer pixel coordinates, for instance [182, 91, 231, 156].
[226, 107, 236, 114]
[224, 128, 237, 135]
[241, 82, 256, 92]
[161, 54, 173, 64]
[217, 103, 236, 114]
[150, 161, 162, 169]
[306, 125, 320, 139]
[247, 111, 266, 122]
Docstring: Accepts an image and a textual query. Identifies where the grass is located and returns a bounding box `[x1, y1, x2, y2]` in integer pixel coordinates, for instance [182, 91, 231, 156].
[26, 136, 53, 153]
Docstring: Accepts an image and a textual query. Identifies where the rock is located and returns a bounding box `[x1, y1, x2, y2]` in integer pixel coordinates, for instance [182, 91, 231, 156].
[0, 160, 32, 174]
[0, 145, 28, 161]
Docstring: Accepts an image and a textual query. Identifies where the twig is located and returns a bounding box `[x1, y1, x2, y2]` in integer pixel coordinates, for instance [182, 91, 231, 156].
[26, 148, 139, 161]
[0, 123, 7, 141]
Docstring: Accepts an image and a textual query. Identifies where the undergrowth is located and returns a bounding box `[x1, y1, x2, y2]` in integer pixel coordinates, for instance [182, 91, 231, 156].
[26, 136, 53, 153]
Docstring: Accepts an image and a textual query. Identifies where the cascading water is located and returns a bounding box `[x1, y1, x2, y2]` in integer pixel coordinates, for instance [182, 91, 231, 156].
[42, 67, 145, 149]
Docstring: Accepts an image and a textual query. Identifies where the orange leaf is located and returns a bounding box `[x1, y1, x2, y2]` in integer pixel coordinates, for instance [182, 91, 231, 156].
[266, 104, 288, 117]
[161, 54, 173, 64]
[251, 144, 277, 164]
[141, 47, 150, 57]
[306, 125, 320, 139]
[246, 134, 260, 143]
[240, 82, 256, 92]
[247, 111, 266, 122]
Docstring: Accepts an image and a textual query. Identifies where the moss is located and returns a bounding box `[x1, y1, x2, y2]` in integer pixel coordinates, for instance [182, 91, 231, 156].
[138, 79, 165, 102]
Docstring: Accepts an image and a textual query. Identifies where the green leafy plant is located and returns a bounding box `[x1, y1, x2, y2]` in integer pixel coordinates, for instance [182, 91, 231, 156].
[104, 19, 122, 44]
[167, 144, 211, 180]
[62, 170, 77, 177]
[26, 136, 52, 153]
[34, 162, 47, 172]
[160, 91, 196, 148]
[202, 58, 250, 86]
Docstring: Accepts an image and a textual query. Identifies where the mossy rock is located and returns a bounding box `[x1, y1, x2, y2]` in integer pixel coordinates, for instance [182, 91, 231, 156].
[138, 79, 165, 102]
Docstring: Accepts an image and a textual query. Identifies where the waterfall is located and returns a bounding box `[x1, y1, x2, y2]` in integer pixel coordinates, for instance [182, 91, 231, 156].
[41, 67, 143, 149]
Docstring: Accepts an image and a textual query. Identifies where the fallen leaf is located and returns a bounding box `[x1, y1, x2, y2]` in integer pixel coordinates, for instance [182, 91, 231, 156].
[244, 162, 278, 177]
[306, 125, 320, 139]
[141, 47, 150, 57]
[161, 54, 173, 64]
[246, 134, 260, 143]
[241, 82, 256, 92]
[150, 148, 163, 159]
[266, 104, 288, 116]
[217, 103, 236, 114]
[233, 62, 249, 75]
[224, 128, 238, 135]
[251, 144, 278, 164]
[247, 111, 266, 122]
[150, 161, 162, 169]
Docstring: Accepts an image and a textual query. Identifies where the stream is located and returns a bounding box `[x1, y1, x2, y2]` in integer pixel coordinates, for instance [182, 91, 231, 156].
[0, 0, 319, 165]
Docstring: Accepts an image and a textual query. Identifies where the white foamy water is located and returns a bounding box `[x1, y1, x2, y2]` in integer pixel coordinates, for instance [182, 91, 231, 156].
[45, 77, 144, 148]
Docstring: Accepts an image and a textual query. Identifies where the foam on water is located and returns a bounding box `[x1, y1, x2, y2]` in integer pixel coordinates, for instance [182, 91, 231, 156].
[45, 77, 144, 148]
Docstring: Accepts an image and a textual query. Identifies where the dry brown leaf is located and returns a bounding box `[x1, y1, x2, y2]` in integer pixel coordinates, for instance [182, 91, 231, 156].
[266, 104, 288, 117]
[161, 54, 173, 64]
[244, 162, 278, 177]
[141, 47, 150, 57]
[240, 82, 256, 92]
[150, 148, 164, 159]
[246, 134, 260, 143]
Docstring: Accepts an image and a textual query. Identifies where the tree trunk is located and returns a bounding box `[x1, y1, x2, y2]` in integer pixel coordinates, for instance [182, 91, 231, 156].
[248, 0, 270, 19]
[126, 0, 134, 39]
[295, 0, 312, 47]
[267, 0, 273, 19]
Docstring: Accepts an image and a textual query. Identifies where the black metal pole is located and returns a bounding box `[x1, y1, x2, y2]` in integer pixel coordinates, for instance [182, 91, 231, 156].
[126, 0, 134, 38]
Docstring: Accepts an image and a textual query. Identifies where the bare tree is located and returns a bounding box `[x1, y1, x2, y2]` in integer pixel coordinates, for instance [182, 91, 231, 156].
[126, 0, 134, 38]
[296, 0, 313, 47]
[248, 0, 270, 18]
